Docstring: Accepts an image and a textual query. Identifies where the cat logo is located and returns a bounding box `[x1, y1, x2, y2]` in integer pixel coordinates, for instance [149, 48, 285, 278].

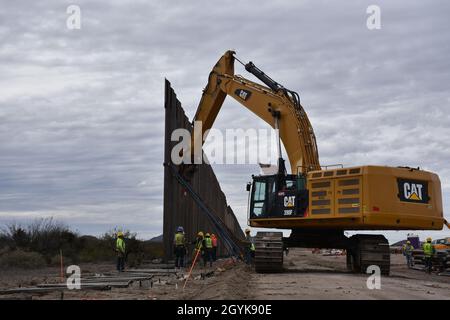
[404, 183, 423, 200]
[235, 89, 251, 101]
[284, 195, 295, 208]
[397, 179, 429, 203]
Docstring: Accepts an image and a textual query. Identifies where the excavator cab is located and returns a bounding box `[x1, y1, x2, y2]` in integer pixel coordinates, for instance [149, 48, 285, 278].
[248, 173, 308, 219]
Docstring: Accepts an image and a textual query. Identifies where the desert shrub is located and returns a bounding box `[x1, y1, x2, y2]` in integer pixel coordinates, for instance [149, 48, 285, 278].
[50, 254, 63, 266]
[0, 218, 83, 264]
[78, 235, 115, 263]
[0, 250, 46, 269]
[100, 229, 163, 266]
[26, 218, 80, 256]
[0, 218, 82, 263]
[142, 241, 164, 259]
[0, 220, 163, 267]
[0, 224, 28, 250]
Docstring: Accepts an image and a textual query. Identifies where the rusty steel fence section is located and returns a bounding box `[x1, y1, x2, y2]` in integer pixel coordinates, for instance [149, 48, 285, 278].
[163, 79, 244, 262]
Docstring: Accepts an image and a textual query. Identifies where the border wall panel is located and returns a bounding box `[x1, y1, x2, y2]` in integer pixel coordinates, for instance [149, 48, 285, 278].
[163, 80, 244, 261]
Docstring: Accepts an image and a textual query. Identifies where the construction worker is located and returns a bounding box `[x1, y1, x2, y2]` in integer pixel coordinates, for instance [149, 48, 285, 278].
[422, 237, 436, 274]
[211, 233, 218, 261]
[192, 231, 204, 261]
[401, 240, 414, 268]
[203, 233, 214, 267]
[244, 228, 255, 265]
[173, 226, 186, 269]
[116, 231, 126, 272]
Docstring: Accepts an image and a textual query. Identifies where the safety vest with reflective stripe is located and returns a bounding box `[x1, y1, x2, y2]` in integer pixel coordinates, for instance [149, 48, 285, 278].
[195, 237, 203, 250]
[402, 244, 413, 255]
[205, 237, 213, 249]
[246, 234, 255, 251]
[116, 238, 125, 253]
[174, 233, 185, 246]
[423, 242, 434, 257]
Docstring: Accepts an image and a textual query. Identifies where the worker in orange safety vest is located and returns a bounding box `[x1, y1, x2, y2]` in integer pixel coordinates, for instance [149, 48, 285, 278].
[211, 233, 218, 261]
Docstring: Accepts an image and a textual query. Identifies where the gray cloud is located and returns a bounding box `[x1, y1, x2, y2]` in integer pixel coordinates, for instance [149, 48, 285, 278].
[0, 0, 449, 242]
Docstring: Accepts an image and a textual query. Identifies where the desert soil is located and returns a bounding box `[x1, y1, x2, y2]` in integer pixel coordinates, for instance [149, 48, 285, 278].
[1, 249, 449, 300]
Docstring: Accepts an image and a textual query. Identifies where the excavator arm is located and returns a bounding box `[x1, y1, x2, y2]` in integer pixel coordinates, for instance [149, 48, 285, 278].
[192, 50, 320, 174]
[445, 219, 450, 229]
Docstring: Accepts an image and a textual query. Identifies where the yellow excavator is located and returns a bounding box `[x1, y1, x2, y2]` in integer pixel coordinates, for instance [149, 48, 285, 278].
[190, 50, 447, 274]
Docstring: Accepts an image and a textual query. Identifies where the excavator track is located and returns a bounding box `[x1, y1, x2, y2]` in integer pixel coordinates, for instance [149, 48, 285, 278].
[347, 234, 390, 275]
[254, 232, 284, 273]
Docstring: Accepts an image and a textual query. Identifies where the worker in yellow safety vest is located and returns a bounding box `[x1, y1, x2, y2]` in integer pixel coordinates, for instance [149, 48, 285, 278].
[244, 228, 255, 265]
[401, 240, 414, 268]
[173, 226, 186, 269]
[422, 237, 436, 274]
[116, 231, 126, 272]
[202, 233, 213, 267]
[192, 231, 204, 261]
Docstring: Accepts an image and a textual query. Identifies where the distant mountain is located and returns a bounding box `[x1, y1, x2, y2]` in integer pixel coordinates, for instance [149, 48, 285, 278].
[391, 239, 424, 247]
[391, 240, 407, 247]
[149, 234, 163, 242]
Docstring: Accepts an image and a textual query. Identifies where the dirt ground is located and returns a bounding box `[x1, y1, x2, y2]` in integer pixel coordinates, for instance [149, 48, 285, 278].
[1, 249, 449, 300]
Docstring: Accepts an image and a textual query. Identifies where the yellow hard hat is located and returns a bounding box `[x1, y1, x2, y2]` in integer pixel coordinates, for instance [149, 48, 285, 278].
[406, 240, 411, 244]
[245, 228, 250, 234]
[426, 237, 432, 242]
[198, 231, 204, 237]
[117, 231, 124, 237]
[205, 233, 210, 237]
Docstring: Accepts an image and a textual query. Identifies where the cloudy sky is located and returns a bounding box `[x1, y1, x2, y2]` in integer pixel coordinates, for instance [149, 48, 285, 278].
[1, 0, 449, 243]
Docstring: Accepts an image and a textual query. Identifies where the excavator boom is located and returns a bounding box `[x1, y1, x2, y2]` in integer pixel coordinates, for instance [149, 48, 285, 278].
[193, 50, 320, 174]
